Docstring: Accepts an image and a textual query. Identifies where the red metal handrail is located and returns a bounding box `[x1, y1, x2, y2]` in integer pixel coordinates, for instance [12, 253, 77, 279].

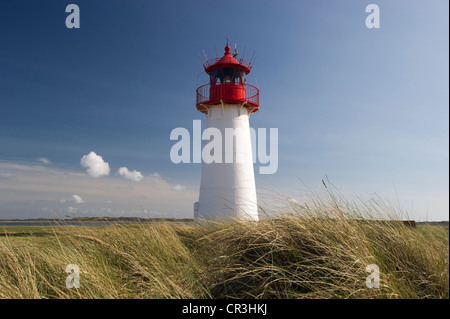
[196, 83, 259, 109]
[202, 57, 253, 70]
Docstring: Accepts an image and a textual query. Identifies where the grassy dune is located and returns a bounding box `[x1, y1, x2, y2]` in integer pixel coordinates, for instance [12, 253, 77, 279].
[0, 190, 448, 299]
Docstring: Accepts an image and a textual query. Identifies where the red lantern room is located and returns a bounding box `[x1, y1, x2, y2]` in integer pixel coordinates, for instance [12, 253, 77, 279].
[196, 43, 259, 114]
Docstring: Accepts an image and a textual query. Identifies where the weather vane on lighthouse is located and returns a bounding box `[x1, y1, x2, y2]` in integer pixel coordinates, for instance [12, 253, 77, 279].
[194, 41, 259, 221]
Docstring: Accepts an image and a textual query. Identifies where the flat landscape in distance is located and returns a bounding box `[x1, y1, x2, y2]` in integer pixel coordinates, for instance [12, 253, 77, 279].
[0, 216, 193, 223]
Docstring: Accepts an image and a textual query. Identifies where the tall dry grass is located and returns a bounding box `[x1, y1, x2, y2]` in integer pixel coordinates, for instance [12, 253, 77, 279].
[0, 188, 448, 299]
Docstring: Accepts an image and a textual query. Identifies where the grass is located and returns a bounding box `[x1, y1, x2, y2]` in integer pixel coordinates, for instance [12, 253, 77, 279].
[0, 188, 448, 299]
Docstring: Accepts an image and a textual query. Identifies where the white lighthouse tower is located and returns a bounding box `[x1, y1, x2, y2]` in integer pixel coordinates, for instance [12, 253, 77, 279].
[194, 42, 259, 221]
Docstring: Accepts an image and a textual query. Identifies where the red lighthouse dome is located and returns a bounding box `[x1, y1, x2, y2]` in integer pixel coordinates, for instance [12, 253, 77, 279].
[196, 43, 259, 114]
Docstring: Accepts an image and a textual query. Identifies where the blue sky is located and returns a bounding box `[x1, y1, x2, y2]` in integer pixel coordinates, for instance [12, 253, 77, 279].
[0, 0, 448, 220]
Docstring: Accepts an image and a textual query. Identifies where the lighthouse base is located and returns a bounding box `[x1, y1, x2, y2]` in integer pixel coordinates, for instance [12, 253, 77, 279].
[195, 103, 258, 222]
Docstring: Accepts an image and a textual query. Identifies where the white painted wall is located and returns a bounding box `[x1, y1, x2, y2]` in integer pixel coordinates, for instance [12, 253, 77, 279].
[195, 103, 258, 221]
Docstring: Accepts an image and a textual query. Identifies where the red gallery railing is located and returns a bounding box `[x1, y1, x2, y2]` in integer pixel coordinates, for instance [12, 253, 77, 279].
[196, 83, 259, 112]
[202, 57, 253, 70]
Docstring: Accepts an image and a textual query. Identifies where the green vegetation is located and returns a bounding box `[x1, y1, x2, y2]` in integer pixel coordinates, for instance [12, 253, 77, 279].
[0, 190, 448, 299]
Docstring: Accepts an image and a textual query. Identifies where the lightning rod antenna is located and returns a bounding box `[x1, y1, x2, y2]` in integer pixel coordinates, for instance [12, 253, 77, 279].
[250, 51, 256, 66]
[198, 54, 205, 68]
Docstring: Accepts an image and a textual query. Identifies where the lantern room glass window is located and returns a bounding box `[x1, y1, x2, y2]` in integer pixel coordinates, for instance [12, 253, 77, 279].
[210, 68, 246, 85]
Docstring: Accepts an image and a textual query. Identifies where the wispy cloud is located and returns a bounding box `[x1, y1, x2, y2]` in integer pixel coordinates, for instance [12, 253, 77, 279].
[37, 157, 52, 165]
[59, 194, 84, 204]
[0, 171, 16, 181]
[118, 167, 144, 182]
[172, 184, 186, 191]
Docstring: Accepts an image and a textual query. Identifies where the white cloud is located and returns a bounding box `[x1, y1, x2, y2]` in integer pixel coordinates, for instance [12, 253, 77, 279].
[72, 195, 84, 204]
[80, 151, 110, 178]
[172, 184, 186, 191]
[38, 157, 52, 165]
[59, 195, 85, 204]
[118, 167, 144, 182]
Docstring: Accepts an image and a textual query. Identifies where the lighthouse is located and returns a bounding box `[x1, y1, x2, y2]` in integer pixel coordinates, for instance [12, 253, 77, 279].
[194, 42, 259, 221]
